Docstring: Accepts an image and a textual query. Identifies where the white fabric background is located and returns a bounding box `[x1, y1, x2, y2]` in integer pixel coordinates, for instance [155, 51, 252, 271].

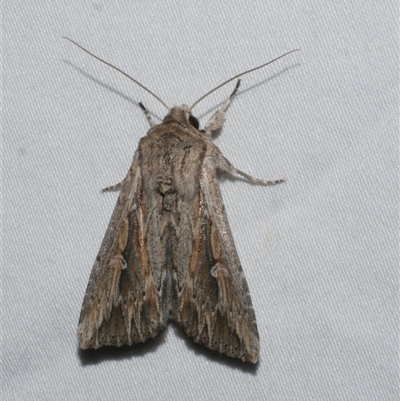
[3, 2, 398, 400]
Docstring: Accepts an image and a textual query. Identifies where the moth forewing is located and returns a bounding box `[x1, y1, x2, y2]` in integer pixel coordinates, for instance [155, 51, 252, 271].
[66, 38, 295, 363]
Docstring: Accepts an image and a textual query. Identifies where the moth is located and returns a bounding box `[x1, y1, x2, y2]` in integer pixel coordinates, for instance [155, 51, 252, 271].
[64, 38, 298, 363]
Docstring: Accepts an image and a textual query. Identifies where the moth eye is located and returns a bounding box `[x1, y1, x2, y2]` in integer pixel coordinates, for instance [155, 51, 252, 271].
[188, 115, 199, 130]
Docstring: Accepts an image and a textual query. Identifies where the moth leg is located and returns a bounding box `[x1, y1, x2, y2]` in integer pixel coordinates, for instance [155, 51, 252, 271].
[217, 154, 286, 186]
[139, 102, 157, 127]
[101, 179, 125, 193]
[203, 80, 241, 135]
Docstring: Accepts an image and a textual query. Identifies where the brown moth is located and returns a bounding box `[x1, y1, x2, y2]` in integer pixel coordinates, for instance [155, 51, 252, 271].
[64, 38, 298, 363]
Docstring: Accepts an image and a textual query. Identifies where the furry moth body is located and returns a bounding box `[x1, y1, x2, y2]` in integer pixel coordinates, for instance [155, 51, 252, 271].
[65, 38, 298, 363]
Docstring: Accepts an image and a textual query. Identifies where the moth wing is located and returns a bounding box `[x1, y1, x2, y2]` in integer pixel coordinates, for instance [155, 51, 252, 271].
[176, 158, 260, 363]
[78, 153, 167, 349]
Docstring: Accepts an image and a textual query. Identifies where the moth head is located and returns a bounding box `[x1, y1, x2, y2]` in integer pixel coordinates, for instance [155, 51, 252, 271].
[165, 105, 200, 130]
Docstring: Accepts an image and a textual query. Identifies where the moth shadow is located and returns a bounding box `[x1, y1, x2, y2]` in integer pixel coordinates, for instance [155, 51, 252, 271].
[170, 322, 259, 374]
[77, 329, 167, 366]
[62, 59, 146, 114]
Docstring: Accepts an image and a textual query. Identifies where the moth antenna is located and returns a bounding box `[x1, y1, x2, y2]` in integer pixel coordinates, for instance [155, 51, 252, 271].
[62, 37, 170, 111]
[190, 49, 300, 111]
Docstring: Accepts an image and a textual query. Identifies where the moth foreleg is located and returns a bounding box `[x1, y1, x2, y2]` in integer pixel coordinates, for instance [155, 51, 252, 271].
[139, 102, 157, 127]
[217, 153, 286, 186]
[233, 166, 286, 186]
[101, 179, 125, 193]
[203, 80, 241, 135]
